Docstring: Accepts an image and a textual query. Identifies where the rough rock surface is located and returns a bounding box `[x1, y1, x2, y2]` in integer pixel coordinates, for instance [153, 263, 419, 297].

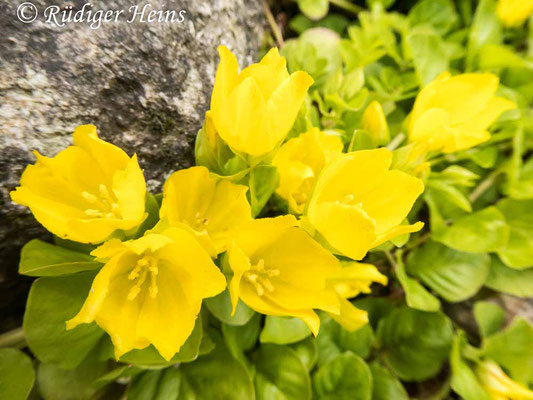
[0, 0, 264, 330]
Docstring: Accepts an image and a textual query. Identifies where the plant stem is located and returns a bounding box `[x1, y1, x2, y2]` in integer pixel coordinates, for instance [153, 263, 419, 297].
[468, 168, 502, 203]
[262, 0, 284, 48]
[0, 327, 26, 349]
[387, 133, 405, 151]
[329, 0, 364, 14]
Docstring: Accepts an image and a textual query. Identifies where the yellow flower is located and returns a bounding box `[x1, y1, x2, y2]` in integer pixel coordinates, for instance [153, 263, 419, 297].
[10, 125, 146, 244]
[497, 0, 533, 27]
[272, 128, 343, 213]
[476, 360, 533, 400]
[227, 215, 342, 335]
[159, 166, 252, 256]
[66, 228, 226, 361]
[210, 46, 314, 157]
[307, 148, 424, 260]
[408, 72, 516, 153]
[362, 101, 390, 146]
[326, 262, 388, 331]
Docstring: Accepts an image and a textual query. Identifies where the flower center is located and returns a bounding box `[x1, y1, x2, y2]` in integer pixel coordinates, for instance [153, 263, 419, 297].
[127, 254, 159, 300]
[82, 184, 120, 219]
[244, 259, 280, 296]
[193, 211, 210, 231]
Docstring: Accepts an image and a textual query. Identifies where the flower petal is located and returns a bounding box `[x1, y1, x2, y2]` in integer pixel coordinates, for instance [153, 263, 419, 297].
[210, 45, 239, 113]
[360, 170, 424, 234]
[328, 298, 369, 332]
[309, 201, 376, 260]
[112, 154, 146, 222]
[266, 71, 314, 148]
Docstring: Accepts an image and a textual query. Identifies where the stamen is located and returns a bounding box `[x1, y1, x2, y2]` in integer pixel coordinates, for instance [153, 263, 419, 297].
[85, 209, 103, 217]
[81, 191, 98, 203]
[244, 259, 279, 296]
[127, 268, 147, 300]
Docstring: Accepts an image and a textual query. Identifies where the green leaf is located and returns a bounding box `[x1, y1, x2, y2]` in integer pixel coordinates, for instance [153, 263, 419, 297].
[496, 199, 533, 269]
[290, 337, 318, 371]
[316, 313, 375, 367]
[297, 0, 329, 21]
[254, 344, 311, 400]
[0, 348, 35, 400]
[395, 252, 441, 312]
[369, 362, 408, 400]
[260, 316, 311, 345]
[408, 0, 458, 35]
[479, 44, 529, 69]
[407, 241, 490, 302]
[205, 289, 255, 326]
[474, 301, 506, 338]
[407, 27, 449, 85]
[249, 164, 280, 217]
[117, 316, 204, 367]
[467, 0, 502, 69]
[377, 307, 453, 381]
[313, 352, 372, 400]
[222, 313, 262, 363]
[450, 333, 491, 400]
[37, 351, 108, 400]
[23, 271, 105, 369]
[485, 255, 533, 298]
[351, 298, 394, 330]
[484, 318, 533, 384]
[177, 331, 255, 400]
[434, 206, 510, 253]
[128, 368, 182, 400]
[19, 239, 101, 277]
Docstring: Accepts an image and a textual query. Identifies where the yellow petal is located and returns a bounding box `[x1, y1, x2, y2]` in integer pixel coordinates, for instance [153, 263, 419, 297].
[260, 227, 341, 292]
[360, 170, 424, 234]
[231, 215, 298, 258]
[266, 71, 314, 149]
[237, 48, 289, 100]
[216, 76, 269, 155]
[309, 201, 376, 260]
[210, 45, 239, 113]
[309, 149, 392, 205]
[414, 73, 499, 126]
[362, 101, 390, 144]
[73, 124, 130, 179]
[67, 217, 138, 244]
[228, 243, 252, 314]
[160, 228, 226, 299]
[112, 154, 146, 222]
[91, 239, 125, 260]
[328, 298, 369, 332]
[238, 282, 321, 335]
[136, 266, 201, 361]
[373, 221, 424, 248]
[497, 0, 533, 27]
[409, 108, 451, 152]
[329, 262, 388, 298]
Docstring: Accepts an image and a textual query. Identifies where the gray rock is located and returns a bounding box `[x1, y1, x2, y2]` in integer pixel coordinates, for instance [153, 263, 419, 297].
[0, 0, 264, 329]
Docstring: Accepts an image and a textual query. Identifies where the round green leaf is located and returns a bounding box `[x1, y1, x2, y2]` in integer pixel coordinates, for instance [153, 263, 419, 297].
[434, 206, 510, 253]
[496, 199, 533, 269]
[254, 344, 311, 400]
[485, 256, 533, 298]
[0, 348, 35, 400]
[377, 307, 453, 381]
[205, 289, 255, 326]
[297, 0, 329, 21]
[473, 301, 506, 338]
[19, 239, 101, 277]
[316, 314, 375, 367]
[23, 271, 105, 369]
[313, 352, 372, 400]
[290, 337, 318, 371]
[260, 316, 311, 345]
[407, 241, 490, 302]
[369, 362, 408, 400]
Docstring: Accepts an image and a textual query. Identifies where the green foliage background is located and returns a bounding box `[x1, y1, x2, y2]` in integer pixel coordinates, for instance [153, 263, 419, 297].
[1, 0, 533, 399]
